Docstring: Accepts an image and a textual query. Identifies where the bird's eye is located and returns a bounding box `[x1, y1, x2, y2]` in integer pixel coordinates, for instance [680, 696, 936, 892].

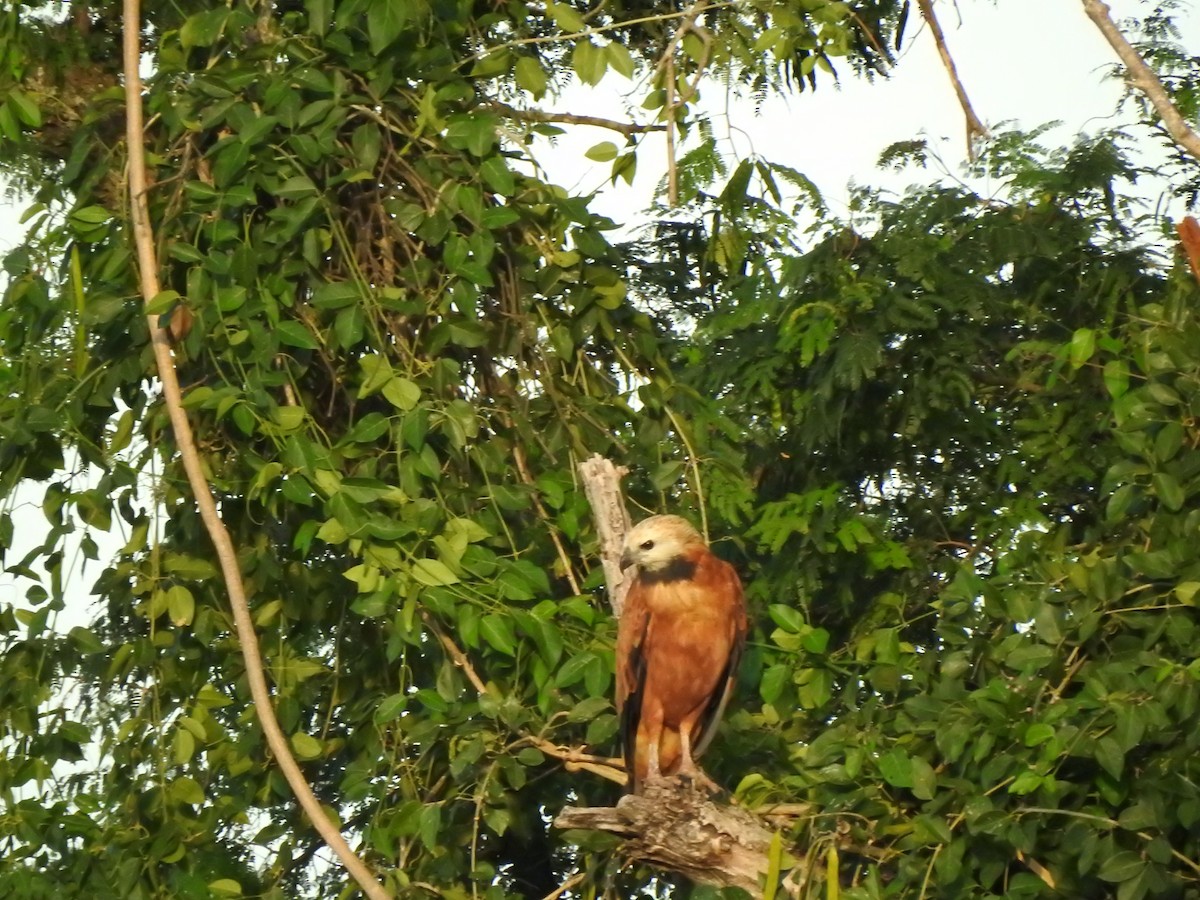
[640, 540, 654, 551]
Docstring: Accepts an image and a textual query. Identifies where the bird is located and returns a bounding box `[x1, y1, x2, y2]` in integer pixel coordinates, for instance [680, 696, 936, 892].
[615, 514, 747, 793]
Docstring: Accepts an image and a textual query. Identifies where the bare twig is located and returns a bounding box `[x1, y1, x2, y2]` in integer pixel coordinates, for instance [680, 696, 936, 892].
[486, 101, 665, 137]
[1082, 0, 1200, 162]
[424, 611, 489, 694]
[917, 0, 988, 159]
[121, 6, 389, 899]
[655, 2, 711, 206]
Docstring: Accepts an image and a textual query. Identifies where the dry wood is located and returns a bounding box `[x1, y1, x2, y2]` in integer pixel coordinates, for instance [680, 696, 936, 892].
[120, 6, 389, 898]
[576, 454, 633, 615]
[555, 777, 807, 895]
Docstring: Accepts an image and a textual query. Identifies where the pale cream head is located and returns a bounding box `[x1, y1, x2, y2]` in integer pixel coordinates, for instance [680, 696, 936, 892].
[620, 515, 706, 572]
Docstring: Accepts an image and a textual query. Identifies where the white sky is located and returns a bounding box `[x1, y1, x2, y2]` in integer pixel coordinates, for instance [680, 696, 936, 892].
[534, 0, 1197, 221]
[2, 0, 1199, 626]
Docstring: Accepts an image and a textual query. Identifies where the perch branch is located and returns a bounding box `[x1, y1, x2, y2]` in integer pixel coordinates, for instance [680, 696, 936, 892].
[1082, 0, 1200, 162]
[555, 779, 810, 896]
[917, 0, 989, 158]
[121, 6, 389, 899]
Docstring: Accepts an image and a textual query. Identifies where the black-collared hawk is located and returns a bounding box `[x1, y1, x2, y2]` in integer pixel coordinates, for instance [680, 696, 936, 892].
[616, 515, 747, 793]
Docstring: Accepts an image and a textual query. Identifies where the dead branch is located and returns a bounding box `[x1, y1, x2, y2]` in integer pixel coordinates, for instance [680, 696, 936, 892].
[1082, 0, 1200, 162]
[121, 5, 389, 898]
[917, 0, 989, 159]
[486, 101, 665, 137]
[555, 778, 808, 896]
[576, 454, 632, 615]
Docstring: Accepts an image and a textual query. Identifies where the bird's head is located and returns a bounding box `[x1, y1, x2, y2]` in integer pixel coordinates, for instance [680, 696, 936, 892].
[620, 515, 706, 572]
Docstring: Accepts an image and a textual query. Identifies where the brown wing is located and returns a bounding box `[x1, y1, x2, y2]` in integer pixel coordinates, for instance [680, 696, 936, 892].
[615, 577, 651, 790]
[690, 554, 747, 759]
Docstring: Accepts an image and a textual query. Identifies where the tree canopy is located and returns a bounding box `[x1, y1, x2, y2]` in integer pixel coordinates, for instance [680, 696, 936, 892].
[2, 0, 1200, 898]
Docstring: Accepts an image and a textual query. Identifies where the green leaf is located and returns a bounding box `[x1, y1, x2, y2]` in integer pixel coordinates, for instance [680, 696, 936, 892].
[1104, 358, 1130, 398]
[580, 141, 619, 164]
[305, 0, 331, 35]
[375, 693, 408, 722]
[411, 558, 459, 586]
[1095, 735, 1124, 778]
[170, 777, 205, 806]
[1098, 851, 1145, 883]
[480, 614, 517, 656]
[605, 42, 635, 79]
[1024, 723, 1055, 747]
[567, 696, 609, 722]
[7, 88, 41, 127]
[180, 8, 230, 48]
[878, 748, 913, 788]
[367, 0, 409, 54]
[277, 320, 320, 349]
[311, 281, 361, 309]
[768, 604, 805, 633]
[547, 2, 585, 31]
[515, 56, 549, 99]
[167, 585, 195, 626]
[1152, 472, 1184, 511]
[572, 40, 607, 86]
[910, 756, 937, 800]
[1069, 327, 1096, 368]
[291, 732, 324, 760]
[480, 157, 516, 196]
[382, 377, 421, 411]
[278, 175, 319, 199]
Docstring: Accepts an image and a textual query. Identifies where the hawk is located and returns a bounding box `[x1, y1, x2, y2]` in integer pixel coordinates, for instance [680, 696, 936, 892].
[615, 515, 747, 793]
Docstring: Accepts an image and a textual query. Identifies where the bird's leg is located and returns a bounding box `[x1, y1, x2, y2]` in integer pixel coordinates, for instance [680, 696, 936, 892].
[676, 724, 720, 793]
[646, 736, 662, 781]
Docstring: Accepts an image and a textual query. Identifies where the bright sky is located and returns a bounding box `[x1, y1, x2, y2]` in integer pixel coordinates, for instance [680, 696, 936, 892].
[535, 0, 1197, 222]
[2, 0, 1198, 626]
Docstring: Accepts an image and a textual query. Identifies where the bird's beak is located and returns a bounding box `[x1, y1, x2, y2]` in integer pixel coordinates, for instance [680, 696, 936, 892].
[619, 549, 634, 570]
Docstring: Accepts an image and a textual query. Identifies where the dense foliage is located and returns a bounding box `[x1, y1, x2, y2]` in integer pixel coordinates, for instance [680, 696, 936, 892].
[1, 1, 1200, 898]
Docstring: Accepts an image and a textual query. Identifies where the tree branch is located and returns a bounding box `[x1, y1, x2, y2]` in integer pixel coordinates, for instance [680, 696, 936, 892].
[1082, 0, 1200, 162]
[486, 101, 665, 137]
[121, 6, 389, 899]
[917, 0, 989, 159]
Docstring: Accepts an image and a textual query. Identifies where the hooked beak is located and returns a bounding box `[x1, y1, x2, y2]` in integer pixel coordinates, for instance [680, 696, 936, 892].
[620, 549, 634, 570]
